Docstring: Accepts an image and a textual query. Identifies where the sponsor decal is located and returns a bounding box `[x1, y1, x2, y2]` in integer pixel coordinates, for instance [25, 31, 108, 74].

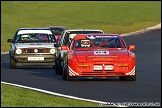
[96, 35, 118, 38]
[86, 35, 96, 39]
[92, 58, 113, 61]
[94, 51, 109, 55]
[87, 35, 118, 39]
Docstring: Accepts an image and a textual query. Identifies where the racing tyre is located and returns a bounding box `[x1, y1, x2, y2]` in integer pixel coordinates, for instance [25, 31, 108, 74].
[63, 69, 66, 80]
[119, 73, 136, 81]
[52, 65, 55, 69]
[119, 76, 124, 80]
[10, 58, 17, 69]
[63, 64, 77, 81]
[58, 60, 63, 75]
[55, 59, 59, 74]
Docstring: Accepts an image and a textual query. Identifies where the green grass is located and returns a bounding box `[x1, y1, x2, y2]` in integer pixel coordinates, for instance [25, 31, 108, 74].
[1, 1, 161, 52]
[1, 1, 161, 107]
[1, 83, 102, 107]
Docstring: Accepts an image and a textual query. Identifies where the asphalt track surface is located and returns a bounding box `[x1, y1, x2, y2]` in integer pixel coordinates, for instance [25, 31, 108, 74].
[1, 29, 161, 104]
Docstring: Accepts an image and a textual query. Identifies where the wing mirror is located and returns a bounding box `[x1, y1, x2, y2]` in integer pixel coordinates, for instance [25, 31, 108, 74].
[54, 44, 60, 47]
[7, 39, 13, 43]
[128, 45, 135, 51]
[61, 45, 69, 51]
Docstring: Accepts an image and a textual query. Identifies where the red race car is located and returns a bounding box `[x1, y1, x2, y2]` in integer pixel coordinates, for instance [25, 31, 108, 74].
[45, 26, 66, 42]
[61, 34, 136, 81]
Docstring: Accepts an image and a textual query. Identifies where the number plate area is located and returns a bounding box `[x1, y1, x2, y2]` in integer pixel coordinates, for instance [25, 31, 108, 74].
[28, 57, 44, 61]
[93, 65, 114, 71]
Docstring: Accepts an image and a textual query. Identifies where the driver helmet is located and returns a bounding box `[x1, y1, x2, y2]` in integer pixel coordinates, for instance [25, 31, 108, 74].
[81, 40, 90, 47]
[21, 34, 30, 40]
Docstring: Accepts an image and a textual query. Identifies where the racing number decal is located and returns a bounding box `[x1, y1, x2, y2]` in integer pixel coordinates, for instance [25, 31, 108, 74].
[94, 51, 109, 55]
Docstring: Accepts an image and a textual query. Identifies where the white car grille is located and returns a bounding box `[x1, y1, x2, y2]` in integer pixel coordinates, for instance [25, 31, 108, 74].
[21, 48, 51, 53]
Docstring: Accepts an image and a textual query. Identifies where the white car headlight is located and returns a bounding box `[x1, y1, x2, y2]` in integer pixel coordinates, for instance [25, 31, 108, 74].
[50, 48, 55, 54]
[15, 49, 22, 54]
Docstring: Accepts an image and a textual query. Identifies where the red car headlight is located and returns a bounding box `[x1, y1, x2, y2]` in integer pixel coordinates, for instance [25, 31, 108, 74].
[78, 63, 90, 67]
[117, 64, 129, 67]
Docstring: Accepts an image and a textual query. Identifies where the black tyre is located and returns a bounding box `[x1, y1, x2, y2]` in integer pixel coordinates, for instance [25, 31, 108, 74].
[52, 65, 55, 69]
[10, 58, 17, 69]
[119, 76, 124, 80]
[119, 73, 136, 81]
[55, 59, 59, 74]
[63, 68, 66, 80]
[58, 60, 63, 75]
[63, 64, 77, 81]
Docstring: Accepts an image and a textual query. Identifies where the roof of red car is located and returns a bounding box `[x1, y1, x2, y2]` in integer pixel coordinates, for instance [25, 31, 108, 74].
[45, 26, 66, 29]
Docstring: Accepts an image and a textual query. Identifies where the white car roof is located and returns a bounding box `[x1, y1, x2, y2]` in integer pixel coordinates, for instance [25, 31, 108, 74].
[65, 29, 104, 32]
[69, 34, 77, 39]
[17, 30, 53, 35]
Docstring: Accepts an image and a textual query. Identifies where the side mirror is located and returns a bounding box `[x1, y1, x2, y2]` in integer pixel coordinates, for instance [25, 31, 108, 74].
[61, 45, 69, 50]
[7, 39, 13, 43]
[54, 44, 60, 47]
[128, 45, 135, 51]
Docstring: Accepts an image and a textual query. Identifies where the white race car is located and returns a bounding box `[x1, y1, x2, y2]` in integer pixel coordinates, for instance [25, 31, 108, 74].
[7, 28, 57, 68]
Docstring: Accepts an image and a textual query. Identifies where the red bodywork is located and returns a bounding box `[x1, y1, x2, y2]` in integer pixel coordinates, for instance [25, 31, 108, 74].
[62, 34, 136, 80]
[45, 26, 66, 42]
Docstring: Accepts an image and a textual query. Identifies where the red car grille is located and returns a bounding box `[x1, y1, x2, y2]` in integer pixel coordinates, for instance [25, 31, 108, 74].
[80, 64, 125, 76]
[81, 72, 125, 76]
[93, 64, 114, 71]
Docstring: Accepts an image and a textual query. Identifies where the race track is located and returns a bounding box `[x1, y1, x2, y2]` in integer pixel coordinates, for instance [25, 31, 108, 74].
[1, 29, 161, 104]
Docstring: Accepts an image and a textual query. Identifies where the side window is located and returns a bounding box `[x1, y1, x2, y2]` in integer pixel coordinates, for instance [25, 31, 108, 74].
[13, 30, 19, 42]
[48, 34, 56, 42]
[63, 32, 70, 45]
[115, 39, 121, 48]
[72, 40, 80, 49]
[15, 34, 21, 42]
[57, 36, 61, 44]
[120, 38, 126, 48]
[58, 32, 65, 45]
[108, 39, 116, 48]
[108, 39, 122, 48]
[37, 34, 49, 40]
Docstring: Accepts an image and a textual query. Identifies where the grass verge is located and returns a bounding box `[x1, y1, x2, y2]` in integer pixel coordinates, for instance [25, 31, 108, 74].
[1, 83, 102, 107]
[1, 1, 161, 52]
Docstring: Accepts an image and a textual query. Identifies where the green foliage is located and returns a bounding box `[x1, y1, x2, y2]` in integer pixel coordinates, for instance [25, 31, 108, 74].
[1, 1, 161, 52]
